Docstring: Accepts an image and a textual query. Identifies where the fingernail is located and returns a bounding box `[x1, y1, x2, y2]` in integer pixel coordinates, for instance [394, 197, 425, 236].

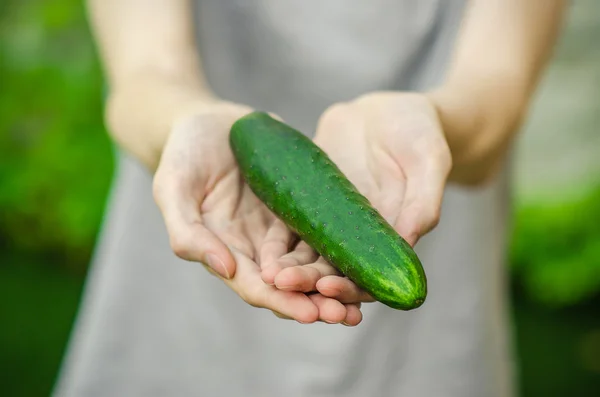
[207, 254, 230, 279]
[341, 321, 351, 326]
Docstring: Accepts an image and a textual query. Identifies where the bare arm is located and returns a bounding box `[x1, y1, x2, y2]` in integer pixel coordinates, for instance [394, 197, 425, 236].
[87, 0, 214, 169]
[430, 0, 569, 185]
[86, 1, 355, 324]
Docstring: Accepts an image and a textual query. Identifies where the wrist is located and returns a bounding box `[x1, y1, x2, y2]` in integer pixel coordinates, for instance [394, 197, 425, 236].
[105, 73, 219, 170]
[427, 79, 528, 186]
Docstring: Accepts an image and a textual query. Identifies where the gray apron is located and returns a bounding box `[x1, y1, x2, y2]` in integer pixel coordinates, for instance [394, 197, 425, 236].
[54, 1, 516, 396]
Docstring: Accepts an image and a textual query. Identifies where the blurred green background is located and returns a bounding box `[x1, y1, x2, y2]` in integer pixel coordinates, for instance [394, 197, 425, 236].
[1, 1, 599, 396]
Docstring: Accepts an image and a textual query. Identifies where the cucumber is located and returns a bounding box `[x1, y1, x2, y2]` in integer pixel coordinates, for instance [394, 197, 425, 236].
[229, 111, 427, 310]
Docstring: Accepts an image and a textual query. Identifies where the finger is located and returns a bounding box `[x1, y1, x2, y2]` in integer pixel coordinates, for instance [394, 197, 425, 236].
[390, 116, 452, 246]
[236, 185, 273, 256]
[154, 177, 236, 279]
[240, 206, 273, 261]
[273, 256, 340, 293]
[261, 241, 318, 285]
[393, 158, 449, 246]
[272, 311, 293, 320]
[309, 294, 347, 324]
[342, 304, 363, 326]
[259, 219, 296, 268]
[272, 303, 360, 326]
[365, 145, 407, 223]
[226, 251, 319, 324]
[316, 275, 375, 304]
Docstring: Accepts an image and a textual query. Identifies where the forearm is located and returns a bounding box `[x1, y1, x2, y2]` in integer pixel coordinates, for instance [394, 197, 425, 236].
[430, 0, 568, 185]
[87, 0, 215, 169]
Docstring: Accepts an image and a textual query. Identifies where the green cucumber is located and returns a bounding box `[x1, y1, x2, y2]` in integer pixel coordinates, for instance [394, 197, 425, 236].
[229, 111, 427, 310]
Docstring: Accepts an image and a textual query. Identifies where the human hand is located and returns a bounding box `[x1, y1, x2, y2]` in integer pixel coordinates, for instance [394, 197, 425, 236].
[263, 92, 452, 306]
[152, 99, 363, 324]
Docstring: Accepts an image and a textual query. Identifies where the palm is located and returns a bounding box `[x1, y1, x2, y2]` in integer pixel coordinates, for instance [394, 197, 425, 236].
[265, 93, 451, 305]
[155, 102, 363, 324]
[314, 115, 407, 227]
[201, 163, 269, 260]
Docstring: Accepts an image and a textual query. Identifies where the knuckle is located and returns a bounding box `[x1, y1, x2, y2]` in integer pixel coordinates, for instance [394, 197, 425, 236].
[422, 206, 441, 232]
[422, 139, 452, 171]
[151, 175, 165, 204]
[262, 235, 286, 248]
[240, 288, 262, 308]
[169, 235, 194, 260]
[319, 103, 350, 124]
[438, 146, 453, 174]
[429, 208, 442, 229]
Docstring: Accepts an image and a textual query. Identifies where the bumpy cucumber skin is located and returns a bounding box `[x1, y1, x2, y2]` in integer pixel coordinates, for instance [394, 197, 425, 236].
[230, 112, 427, 310]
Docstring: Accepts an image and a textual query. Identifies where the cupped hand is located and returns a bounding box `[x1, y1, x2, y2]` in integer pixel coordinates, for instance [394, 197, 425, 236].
[152, 100, 361, 324]
[263, 92, 452, 306]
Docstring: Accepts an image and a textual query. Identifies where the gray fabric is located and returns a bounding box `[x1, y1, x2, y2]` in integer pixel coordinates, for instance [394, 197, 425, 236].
[54, 1, 516, 396]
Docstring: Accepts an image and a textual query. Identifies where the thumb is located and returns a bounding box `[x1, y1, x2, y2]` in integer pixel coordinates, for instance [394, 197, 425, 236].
[393, 160, 449, 247]
[153, 177, 236, 279]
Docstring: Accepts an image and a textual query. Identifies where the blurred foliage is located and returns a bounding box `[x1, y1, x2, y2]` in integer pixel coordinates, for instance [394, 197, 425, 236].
[0, 255, 84, 397]
[0, 0, 114, 268]
[1, 0, 599, 396]
[510, 185, 600, 308]
[1, 0, 599, 305]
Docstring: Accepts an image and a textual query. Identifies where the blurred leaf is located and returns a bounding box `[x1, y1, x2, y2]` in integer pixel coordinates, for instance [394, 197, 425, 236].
[510, 185, 600, 307]
[1, 0, 600, 309]
[0, 0, 113, 268]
